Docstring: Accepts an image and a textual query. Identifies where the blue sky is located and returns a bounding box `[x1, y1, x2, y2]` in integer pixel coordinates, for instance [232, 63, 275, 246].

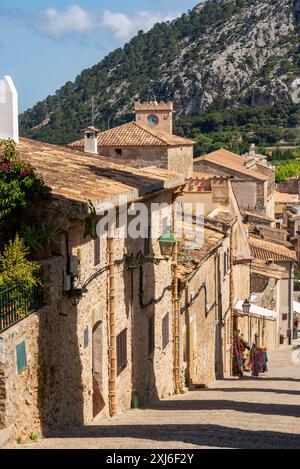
[0, 1, 197, 112]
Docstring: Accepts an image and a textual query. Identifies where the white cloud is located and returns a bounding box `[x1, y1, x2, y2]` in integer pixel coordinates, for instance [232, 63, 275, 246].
[32, 5, 178, 41]
[33, 5, 94, 39]
[102, 10, 178, 40]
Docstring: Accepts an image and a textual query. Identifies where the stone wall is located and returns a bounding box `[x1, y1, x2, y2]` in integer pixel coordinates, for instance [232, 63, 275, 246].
[277, 177, 300, 194]
[0, 191, 177, 442]
[98, 146, 169, 169]
[179, 237, 232, 386]
[97, 145, 194, 178]
[193, 160, 268, 211]
[167, 147, 193, 178]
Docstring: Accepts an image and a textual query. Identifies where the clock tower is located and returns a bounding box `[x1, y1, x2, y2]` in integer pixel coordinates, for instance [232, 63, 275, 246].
[134, 101, 174, 134]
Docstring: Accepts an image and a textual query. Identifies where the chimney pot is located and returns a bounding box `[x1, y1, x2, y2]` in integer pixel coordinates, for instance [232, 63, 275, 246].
[82, 126, 100, 155]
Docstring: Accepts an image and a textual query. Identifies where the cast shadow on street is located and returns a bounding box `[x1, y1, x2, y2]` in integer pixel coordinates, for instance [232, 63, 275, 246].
[47, 423, 300, 449]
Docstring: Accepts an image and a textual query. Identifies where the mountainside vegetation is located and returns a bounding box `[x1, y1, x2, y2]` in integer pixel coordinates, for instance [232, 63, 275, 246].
[20, 0, 300, 155]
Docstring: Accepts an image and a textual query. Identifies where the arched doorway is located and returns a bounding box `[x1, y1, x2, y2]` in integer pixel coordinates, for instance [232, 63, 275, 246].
[92, 321, 105, 417]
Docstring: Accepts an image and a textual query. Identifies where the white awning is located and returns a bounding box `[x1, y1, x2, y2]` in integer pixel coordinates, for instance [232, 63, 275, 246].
[294, 301, 300, 315]
[235, 300, 277, 321]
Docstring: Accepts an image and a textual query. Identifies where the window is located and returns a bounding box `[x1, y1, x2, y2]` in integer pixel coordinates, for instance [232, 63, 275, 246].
[148, 316, 155, 356]
[162, 313, 169, 349]
[117, 329, 127, 375]
[115, 148, 123, 156]
[282, 313, 288, 321]
[94, 237, 100, 266]
[16, 341, 27, 374]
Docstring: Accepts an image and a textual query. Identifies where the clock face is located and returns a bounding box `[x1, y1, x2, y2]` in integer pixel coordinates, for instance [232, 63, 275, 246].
[148, 114, 159, 126]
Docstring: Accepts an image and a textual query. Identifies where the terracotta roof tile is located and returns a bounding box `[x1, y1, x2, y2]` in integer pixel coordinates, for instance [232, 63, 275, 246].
[249, 236, 297, 262]
[274, 191, 299, 204]
[10, 138, 184, 212]
[194, 149, 269, 181]
[178, 227, 224, 280]
[190, 172, 228, 180]
[70, 122, 195, 148]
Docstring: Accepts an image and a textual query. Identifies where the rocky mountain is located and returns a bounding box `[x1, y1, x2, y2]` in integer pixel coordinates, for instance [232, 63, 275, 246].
[20, 0, 300, 150]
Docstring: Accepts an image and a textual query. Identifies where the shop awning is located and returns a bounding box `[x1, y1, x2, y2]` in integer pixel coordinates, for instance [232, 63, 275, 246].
[293, 301, 300, 316]
[235, 300, 277, 321]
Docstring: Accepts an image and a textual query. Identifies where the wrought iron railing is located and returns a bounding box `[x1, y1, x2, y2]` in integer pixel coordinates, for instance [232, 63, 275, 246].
[0, 273, 44, 333]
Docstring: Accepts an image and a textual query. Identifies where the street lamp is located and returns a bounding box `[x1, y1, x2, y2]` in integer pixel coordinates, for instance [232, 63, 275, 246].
[158, 228, 177, 258]
[242, 298, 251, 315]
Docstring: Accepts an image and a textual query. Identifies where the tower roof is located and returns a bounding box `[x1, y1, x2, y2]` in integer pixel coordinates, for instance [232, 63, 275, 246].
[70, 121, 195, 148]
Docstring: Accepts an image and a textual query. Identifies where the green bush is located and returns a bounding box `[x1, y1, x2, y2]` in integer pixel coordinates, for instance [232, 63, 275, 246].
[0, 234, 40, 289]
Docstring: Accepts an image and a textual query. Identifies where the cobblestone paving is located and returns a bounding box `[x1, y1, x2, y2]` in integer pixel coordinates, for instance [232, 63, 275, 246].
[7, 349, 300, 449]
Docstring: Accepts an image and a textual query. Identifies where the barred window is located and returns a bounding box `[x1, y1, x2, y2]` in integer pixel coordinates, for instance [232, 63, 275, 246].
[148, 316, 155, 356]
[162, 313, 169, 350]
[117, 329, 127, 375]
[94, 237, 100, 266]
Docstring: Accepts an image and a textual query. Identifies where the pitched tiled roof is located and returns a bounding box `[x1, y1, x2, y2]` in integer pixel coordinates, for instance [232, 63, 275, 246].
[194, 149, 269, 181]
[177, 227, 224, 280]
[274, 191, 299, 204]
[249, 236, 297, 262]
[70, 122, 195, 148]
[10, 138, 184, 213]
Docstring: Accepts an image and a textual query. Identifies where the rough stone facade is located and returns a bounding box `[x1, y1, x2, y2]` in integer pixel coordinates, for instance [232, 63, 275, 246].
[179, 240, 231, 386]
[193, 159, 274, 216]
[0, 191, 178, 443]
[277, 177, 300, 194]
[97, 145, 193, 178]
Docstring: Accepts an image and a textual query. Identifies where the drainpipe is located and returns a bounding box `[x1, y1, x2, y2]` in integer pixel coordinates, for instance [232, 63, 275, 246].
[108, 237, 117, 417]
[172, 191, 180, 394]
[172, 239, 180, 394]
[229, 223, 236, 377]
[288, 262, 292, 346]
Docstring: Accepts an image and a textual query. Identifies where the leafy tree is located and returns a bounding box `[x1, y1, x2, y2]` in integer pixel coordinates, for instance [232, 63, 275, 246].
[0, 234, 39, 288]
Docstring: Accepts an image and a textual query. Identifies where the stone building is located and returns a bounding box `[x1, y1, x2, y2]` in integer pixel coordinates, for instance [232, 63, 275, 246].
[193, 148, 275, 218]
[248, 236, 297, 348]
[175, 173, 278, 385]
[69, 102, 195, 178]
[0, 137, 185, 442]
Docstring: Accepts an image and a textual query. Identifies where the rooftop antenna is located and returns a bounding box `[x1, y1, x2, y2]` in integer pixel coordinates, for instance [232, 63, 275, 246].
[91, 97, 95, 127]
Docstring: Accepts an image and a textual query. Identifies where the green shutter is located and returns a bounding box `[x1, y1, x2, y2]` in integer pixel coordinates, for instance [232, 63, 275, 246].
[16, 341, 27, 374]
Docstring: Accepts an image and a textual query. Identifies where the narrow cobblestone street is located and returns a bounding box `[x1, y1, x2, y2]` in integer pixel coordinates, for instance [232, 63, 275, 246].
[7, 349, 300, 449]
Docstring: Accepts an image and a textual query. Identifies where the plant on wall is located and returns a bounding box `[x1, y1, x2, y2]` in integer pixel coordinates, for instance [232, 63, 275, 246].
[84, 200, 98, 239]
[0, 140, 51, 248]
[21, 222, 61, 259]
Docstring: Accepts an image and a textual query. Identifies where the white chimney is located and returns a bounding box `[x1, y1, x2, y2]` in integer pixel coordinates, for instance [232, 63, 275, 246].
[82, 126, 100, 155]
[0, 75, 19, 143]
[249, 143, 256, 157]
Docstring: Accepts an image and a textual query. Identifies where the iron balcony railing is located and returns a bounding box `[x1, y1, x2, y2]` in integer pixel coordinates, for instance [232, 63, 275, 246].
[0, 273, 44, 333]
